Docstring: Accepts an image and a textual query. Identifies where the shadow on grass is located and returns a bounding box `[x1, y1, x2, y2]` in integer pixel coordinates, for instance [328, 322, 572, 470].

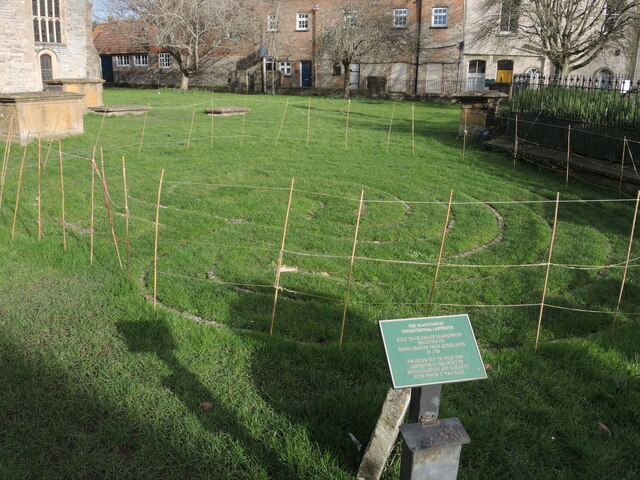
[116, 316, 308, 479]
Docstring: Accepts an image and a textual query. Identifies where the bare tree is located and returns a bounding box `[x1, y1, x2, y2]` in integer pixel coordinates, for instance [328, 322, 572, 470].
[110, 0, 256, 90]
[315, 0, 413, 97]
[475, 0, 639, 75]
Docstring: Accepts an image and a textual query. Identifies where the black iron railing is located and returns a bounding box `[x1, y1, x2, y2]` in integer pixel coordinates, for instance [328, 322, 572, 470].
[511, 74, 640, 130]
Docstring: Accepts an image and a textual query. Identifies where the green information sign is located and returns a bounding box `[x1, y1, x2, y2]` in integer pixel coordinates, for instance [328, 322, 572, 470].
[379, 314, 487, 389]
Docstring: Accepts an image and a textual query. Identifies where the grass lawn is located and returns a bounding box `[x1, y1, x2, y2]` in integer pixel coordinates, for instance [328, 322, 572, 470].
[1, 88, 639, 479]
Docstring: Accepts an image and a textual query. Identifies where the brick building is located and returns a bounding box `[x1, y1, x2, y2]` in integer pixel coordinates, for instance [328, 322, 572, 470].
[94, 0, 465, 94]
[0, 0, 100, 93]
[92, 1, 637, 93]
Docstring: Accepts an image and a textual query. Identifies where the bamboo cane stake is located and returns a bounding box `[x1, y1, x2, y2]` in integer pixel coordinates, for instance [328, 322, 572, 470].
[535, 192, 560, 352]
[411, 102, 415, 155]
[462, 107, 468, 163]
[59, 141, 66, 252]
[37, 136, 42, 240]
[90, 146, 96, 264]
[513, 114, 519, 170]
[186, 100, 197, 152]
[137, 103, 149, 155]
[122, 155, 130, 276]
[11, 144, 28, 240]
[240, 95, 248, 147]
[426, 190, 454, 316]
[611, 190, 640, 332]
[344, 99, 351, 150]
[153, 169, 165, 309]
[100, 148, 123, 270]
[619, 136, 627, 193]
[339, 190, 365, 348]
[306, 97, 311, 147]
[565, 125, 571, 187]
[274, 98, 289, 147]
[94, 113, 106, 151]
[0, 116, 15, 211]
[386, 103, 397, 152]
[269, 177, 295, 335]
[210, 97, 214, 148]
[43, 112, 61, 170]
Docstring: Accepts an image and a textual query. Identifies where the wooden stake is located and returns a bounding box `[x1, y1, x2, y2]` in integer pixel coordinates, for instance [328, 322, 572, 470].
[411, 102, 415, 155]
[619, 136, 627, 193]
[0, 115, 15, 211]
[11, 144, 28, 240]
[94, 113, 106, 151]
[513, 114, 519, 170]
[186, 100, 197, 152]
[240, 95, 248, 147]
[59, 141, 66, 252]
[210, 97, 214, 148]
[137, 103, 149, 155]
[275, 98, 289, 146]
[426, 190, 454, 316]
[462, 107, 468, 163]
[386, 103, 397, 152]
[269, 177, 295, 335]
[306, 97, 311, 147]
[153, 169, 165, 309]
[565, 125, 571, 187]
[37, 136, 42, 240]
[344, 99, 351, 150]
[90, 148, 95, 265]
[100, 148, 123, 270]
[340, 190, 364, 347]
[611, 190, 640, 331]
[43, 112, 61, 170]
[535, 192, 560, 352]
[122, 155, 130, 276]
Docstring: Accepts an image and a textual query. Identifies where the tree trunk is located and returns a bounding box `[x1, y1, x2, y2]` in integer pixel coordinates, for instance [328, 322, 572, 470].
[342, 60, 351, 98]
[179, 72, 190, 90]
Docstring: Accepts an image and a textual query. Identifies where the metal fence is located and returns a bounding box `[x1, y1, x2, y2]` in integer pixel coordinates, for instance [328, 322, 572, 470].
[510, 74, 640, 130]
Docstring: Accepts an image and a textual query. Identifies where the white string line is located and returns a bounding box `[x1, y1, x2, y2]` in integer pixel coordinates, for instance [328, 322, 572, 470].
[281, 249, 640, 270]
[154, 271, 640, 315]
[162, 182, 635, 205]
[136, 99, 639, 143]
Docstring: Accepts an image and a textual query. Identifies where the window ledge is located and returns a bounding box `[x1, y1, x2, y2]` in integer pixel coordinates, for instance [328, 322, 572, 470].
[430, 25, 448, 29]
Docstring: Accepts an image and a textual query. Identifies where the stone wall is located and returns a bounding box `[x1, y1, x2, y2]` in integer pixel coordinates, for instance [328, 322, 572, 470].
[0, 0, 100, 94]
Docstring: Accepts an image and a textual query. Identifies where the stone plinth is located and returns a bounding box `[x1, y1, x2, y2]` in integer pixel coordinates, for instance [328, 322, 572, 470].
[0, 91, 85, 145]
[44, 78, 104, 111]
[89, 105, 150, 116]
[451, 91, 508, 138]
[205, 106, 250, 116]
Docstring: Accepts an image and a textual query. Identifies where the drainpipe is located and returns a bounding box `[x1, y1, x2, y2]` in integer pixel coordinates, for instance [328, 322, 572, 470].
[413, 0, 423, 94]
[312, 5, 319, 87]
[458, 0, 468, 88]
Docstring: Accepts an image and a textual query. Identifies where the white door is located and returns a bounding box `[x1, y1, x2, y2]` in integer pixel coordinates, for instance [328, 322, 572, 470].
[467, 60, 486, 91]
[349, 63, 360, 89]
[390, 63, 408, 92]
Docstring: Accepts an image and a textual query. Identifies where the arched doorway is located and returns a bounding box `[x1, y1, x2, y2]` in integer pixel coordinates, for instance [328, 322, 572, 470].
[40, 53, 53, 85]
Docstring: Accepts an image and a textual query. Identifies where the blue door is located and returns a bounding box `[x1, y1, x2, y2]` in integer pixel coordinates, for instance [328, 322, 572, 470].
[101, 56, 114, 83]
[301, 61, 312, 87]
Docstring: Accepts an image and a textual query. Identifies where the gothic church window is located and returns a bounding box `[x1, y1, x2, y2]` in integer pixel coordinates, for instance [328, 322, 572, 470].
[33, 0, 62, 43]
